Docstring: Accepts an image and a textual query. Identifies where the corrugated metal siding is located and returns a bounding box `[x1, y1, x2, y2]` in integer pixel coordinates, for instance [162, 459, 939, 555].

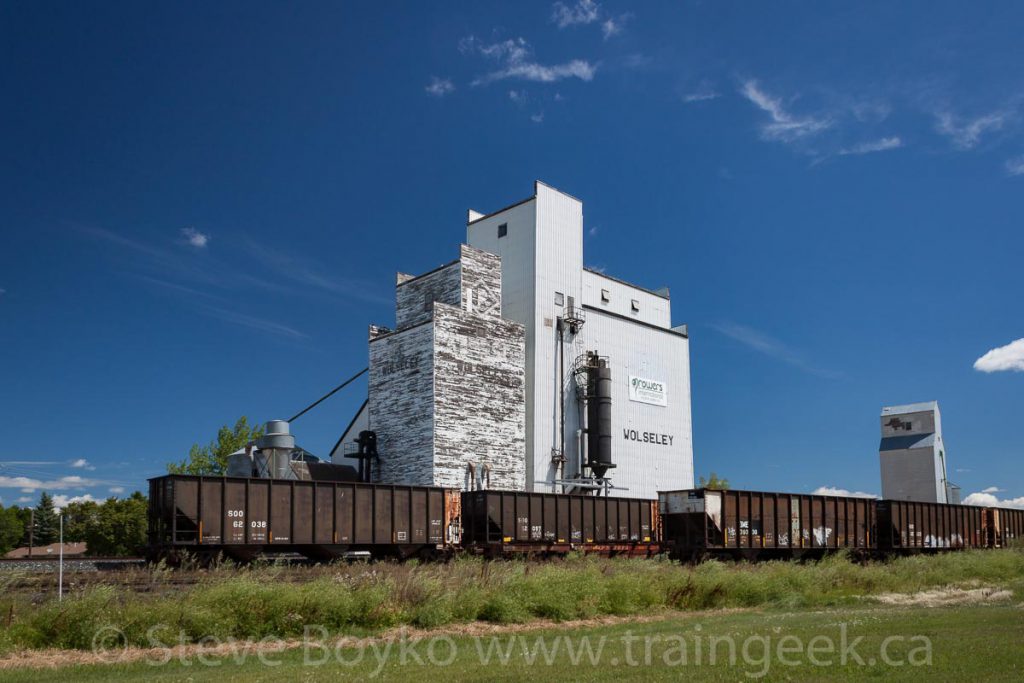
[575, 308, 694, 498]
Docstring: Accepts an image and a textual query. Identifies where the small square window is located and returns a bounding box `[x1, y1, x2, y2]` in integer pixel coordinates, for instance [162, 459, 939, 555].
[554, 292, 564, 306]
[631, 299, 640, 312]
[600, 289, 610, 303]
[498, 223, 508, 238]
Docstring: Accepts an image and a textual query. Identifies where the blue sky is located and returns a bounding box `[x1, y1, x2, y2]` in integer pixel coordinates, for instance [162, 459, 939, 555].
[2, 1, 1023, 509]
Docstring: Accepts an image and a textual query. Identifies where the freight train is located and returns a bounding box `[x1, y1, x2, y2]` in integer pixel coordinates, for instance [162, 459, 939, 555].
[147, 474, 1023, 564]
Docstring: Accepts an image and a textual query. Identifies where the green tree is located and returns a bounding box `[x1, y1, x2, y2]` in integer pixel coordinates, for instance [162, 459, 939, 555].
[33, 492, 59, 545]
[698, 473, 730, 490]
[167, 416, 264, 475]
[84, 492, 148, 556]
[62, 499, 101, 543]
[0, 505, 26, 555]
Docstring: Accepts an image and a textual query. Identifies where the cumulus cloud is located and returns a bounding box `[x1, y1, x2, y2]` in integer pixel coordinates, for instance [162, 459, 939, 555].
[552, 0, 600, 28]
[838, 136, 903, 156]
[974, 338, 1024, 373]
[425, 76, 455, 97]
[181, 227, 209, 248]
[739, 80, 831, 142]
[52, 494, 98, 511]
[812, 486, 878, 499]
[461, 36, 596, 85]
[962, 491, 1024, 510]
[17, 496, 32, 504]
[1006, 156, 1024, 176]
[70, 458, 95, 470]
[982, 486, 1003, 494]
[934, 111, 1010, 150]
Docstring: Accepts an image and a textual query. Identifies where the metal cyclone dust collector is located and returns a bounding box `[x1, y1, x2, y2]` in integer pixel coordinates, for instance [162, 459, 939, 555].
[258, 420, 296, 480]
[586, 357, 615, 480]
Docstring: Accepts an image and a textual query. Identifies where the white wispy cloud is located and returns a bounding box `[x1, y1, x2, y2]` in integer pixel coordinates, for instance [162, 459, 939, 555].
[181, 227, 209, 248]
[812, 486, 877, 499]
[79, 225, 288, 295]
[709, 321, 841, 379]
[601, 13, 631, 40]
[739, 80, 832, 143]
[838, 136, 903, 156]
[0, 475, 110, 492]
[461, 36, 596, 85]
[0, 288, 6, 297]
[601, 18, 621, 39]
[974, 338, 1024, 373]
[16, 496, 32, 504]
[683, 90, 720, 103]
[70, 458, 95, 470]
[1006, 155, 1024, 176]
[243, 240, 390, 305]
[425, 77, 455, 97]
[508, 89, 526, 104]
[109, 486, 125, 494]
[531, 112, 544, 123]
[934, 110, 1010, 150]
[552, 0, 600, 28]
[53, 493, 98, 510]
[195, 303, 307, 340]
[982, 486, 1003, 494]
[963, 491, 1024, 510]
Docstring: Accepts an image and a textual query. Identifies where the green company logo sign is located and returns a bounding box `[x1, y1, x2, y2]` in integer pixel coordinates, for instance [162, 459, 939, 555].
[629, 375, 667, 407]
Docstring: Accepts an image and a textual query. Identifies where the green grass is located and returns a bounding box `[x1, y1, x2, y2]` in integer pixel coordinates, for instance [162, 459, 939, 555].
[2, 604, 1022, 681]
[1, 549, 1023, 655]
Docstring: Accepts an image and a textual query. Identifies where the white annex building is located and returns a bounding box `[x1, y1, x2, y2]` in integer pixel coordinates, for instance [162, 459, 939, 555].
[335, 181, 695, 499]
[879, 401, 956, 504]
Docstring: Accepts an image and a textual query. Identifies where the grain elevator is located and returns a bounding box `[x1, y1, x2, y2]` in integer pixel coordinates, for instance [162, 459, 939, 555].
[334, 181, 694, 498]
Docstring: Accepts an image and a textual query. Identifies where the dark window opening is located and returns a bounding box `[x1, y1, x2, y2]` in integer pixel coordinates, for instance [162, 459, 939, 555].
[498, 223, 508, 238]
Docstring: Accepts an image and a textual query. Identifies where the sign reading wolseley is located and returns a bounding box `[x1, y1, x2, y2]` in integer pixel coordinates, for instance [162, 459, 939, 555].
[628, 375, 667, 406]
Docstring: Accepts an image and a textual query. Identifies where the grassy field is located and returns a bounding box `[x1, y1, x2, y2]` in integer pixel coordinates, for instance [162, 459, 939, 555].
[1, 604, 1022, 681]
[1, 550, 1023, 680]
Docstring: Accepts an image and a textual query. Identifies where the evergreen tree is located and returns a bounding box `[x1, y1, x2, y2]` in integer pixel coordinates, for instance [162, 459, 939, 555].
[33, 492, 59, 545]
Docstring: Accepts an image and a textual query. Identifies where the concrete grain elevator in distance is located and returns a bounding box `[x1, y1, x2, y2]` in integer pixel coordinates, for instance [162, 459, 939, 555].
[879, 401, 954, 503]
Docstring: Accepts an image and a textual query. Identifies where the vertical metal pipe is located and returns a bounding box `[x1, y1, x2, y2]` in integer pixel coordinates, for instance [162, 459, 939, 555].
[58, 515, 63, 602]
